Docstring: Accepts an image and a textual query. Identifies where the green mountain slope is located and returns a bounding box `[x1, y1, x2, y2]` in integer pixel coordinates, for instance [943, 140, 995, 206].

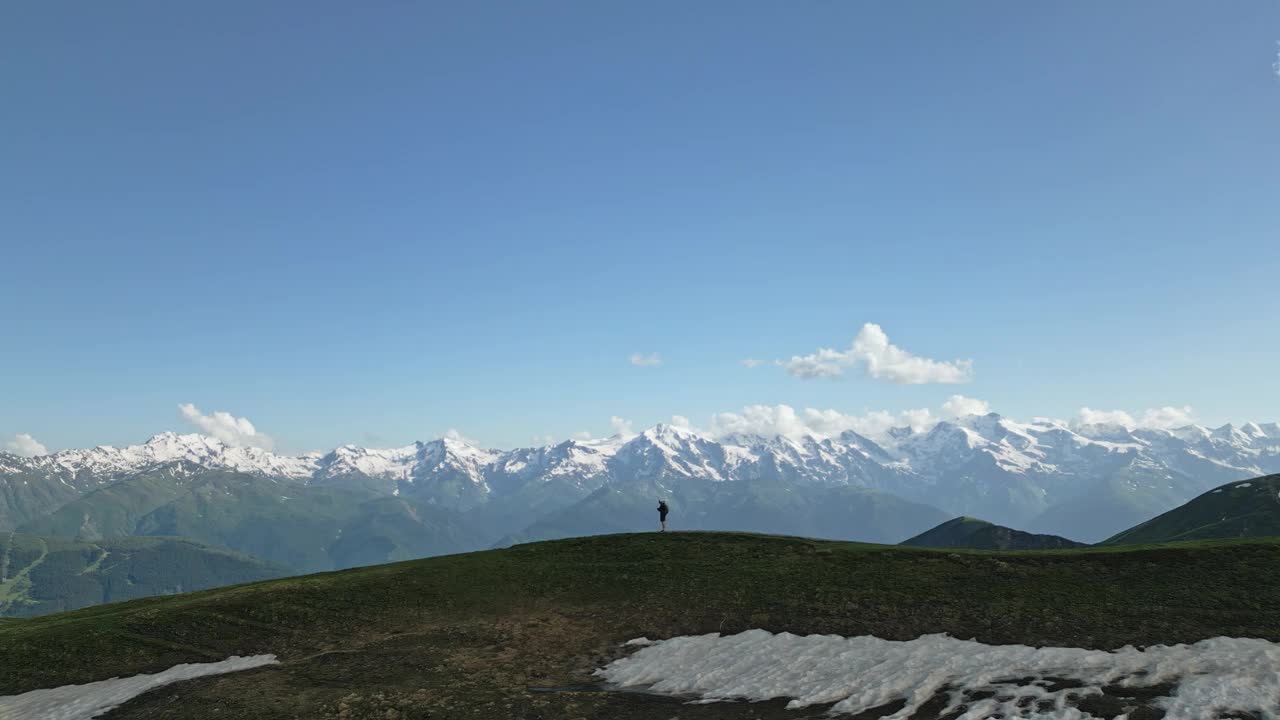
[19, 469, 488, 573]
[18, 469, 192, 540]
[0, 453, 128, 527]
[1, 533, 1278, 720]
[0, 467, 90, 530]
[902, 516, 1087, 550]
[1102, 474, 1280, 546]
[0, 533, 286, 617]
[498, 479, 949, 546]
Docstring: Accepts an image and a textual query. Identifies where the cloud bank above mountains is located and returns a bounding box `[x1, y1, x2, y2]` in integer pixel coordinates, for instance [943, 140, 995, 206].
[1074, 405, 1195, 431]
[531, 398, 1202, 449]
[10, 399, 1215, 458]
[701, 400, 1199, 443]
[4, 400, 1211, 457]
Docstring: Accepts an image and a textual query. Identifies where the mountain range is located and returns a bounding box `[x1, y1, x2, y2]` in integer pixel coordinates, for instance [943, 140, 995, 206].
[1, 416, 1279, 617]
[4, 414, 1276, 544]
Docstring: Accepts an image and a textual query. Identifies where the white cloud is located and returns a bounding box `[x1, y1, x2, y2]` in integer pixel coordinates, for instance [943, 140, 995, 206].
[442, 428, 479, 445]
[551, 399, 1190, 449]
[1072, 405, 1194, 430]
[897, 408, 937, 432]
[630, 353, 663, 367]
[710, 405, 810, 438]
[782, 347, 849, 379]
[782, 323, 973, 384]
[177, 403, 274, 450]
[832, 408, 937, 438]
[741, 358, 763, 369]
[1139, 406, 1195, 430]
[4, 433, 48, 457]
[941, 395, 991, 419]
[610, 416, 636, 437]
[709, 403, 946, 442]
[1074, 407, 1137, 428]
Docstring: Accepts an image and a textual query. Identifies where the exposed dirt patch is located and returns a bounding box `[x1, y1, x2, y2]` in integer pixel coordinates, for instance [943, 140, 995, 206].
[105, 611, 849, 719]
[104, 613, 1187, 720]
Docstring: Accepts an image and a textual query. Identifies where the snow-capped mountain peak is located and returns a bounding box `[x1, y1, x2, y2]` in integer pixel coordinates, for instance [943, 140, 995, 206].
[639, 422, 709, 446]
[609, 422, 737, 484]
[316, 444, 418, 480]
[415, 438, 498, 482]
[10, 432, 319, 484]
[1241, 422, 1268, 439]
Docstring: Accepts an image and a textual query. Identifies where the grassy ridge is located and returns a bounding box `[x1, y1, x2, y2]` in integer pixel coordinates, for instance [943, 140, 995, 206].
[901, 516, 1087, 550]
[3, 532, 1280, 703]
[1103, 474, 1280, 545]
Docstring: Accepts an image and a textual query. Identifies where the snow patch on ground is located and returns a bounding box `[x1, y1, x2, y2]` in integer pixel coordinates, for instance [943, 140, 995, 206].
[595, 630, 1280, 718]
[0, 655, 279, 720]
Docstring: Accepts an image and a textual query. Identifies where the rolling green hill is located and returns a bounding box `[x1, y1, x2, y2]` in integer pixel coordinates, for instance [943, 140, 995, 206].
[2, 532, 1278, 719]
[0, 533, 286, 617]
[1102, 474, 1280, 546]
[901, 516, 1087, 550]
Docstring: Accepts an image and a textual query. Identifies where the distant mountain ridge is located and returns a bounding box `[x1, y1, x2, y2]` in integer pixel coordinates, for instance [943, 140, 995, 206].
[901, 517, 1087, 550]
[3, 416, 1279, 543]
[497, 479, 949, 548]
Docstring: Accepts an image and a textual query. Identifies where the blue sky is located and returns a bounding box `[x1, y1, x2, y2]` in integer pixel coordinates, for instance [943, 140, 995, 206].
[3, 2, 1278, 453]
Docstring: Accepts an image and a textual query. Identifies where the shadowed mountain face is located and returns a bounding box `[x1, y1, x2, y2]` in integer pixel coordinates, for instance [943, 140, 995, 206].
[901, 517, 1087, 550]
[0, 533, 286, 617]
[1102, 474, 1280, 546]
[17, 468, 488, 573]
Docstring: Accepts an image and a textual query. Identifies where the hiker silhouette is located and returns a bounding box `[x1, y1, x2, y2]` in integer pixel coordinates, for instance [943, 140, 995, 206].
[657, 500, 669, 531]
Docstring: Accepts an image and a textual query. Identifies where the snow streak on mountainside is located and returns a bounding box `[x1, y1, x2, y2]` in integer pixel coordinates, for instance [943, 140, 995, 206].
[2, 416, 1278, 541]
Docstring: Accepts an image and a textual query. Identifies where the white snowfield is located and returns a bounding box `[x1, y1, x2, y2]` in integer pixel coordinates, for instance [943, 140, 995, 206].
[0, 655, 278, 720]
[596, 630, 1280, 719]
